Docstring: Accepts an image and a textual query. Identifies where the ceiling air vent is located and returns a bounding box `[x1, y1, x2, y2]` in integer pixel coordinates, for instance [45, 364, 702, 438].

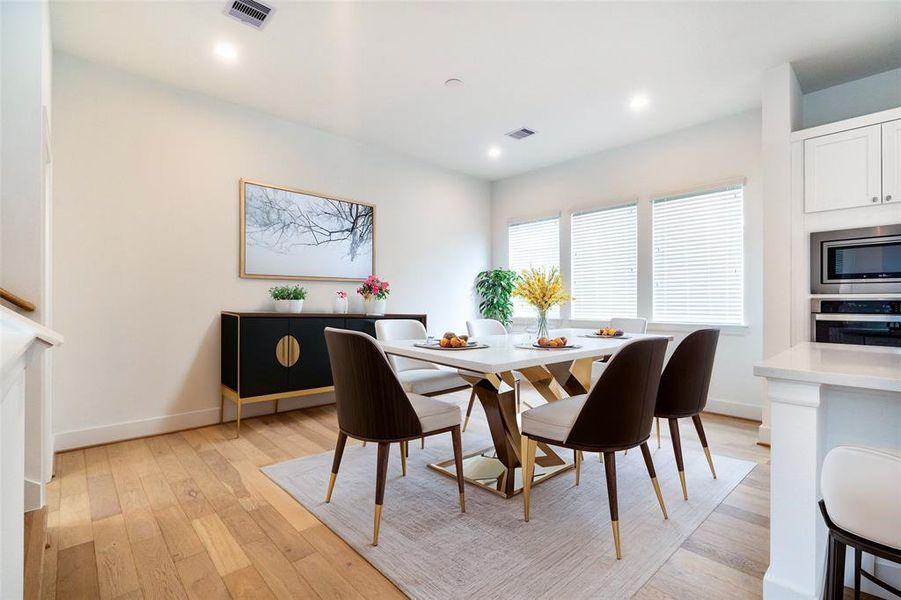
[225, 0, 274, 29]
[506, 127, 536, 140]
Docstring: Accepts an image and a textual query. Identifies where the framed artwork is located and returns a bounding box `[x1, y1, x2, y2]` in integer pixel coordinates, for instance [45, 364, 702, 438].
[239, 179, 375, 281]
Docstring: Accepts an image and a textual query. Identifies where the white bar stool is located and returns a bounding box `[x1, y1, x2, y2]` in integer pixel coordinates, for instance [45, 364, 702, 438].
[820, 446, 901, 600]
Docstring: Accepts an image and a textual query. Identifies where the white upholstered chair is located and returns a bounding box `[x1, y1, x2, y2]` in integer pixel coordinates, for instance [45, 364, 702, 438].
[591, 317, 649, 385]
[374, 319, 471, 396]
[465, 319, 523, 430]
[374, 319, 473, 446]
[820, 446, 901, 599]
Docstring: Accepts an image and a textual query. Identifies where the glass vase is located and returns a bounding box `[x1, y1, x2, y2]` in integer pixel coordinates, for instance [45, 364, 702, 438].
[535, 309, 549, 340]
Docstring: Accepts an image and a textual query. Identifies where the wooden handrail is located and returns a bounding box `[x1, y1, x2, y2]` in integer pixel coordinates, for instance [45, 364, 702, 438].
[0, 287, 35, 312]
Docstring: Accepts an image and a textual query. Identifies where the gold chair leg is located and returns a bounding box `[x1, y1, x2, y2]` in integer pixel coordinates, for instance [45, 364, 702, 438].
[400, 441, 407, 476]
[574, 449, 581, 486]
[678, 470, 688, 501]
[372, 504, 383, 546]
[235, 399, 241, 439]
[704, 447, 717, 480]
[463, 388, 476, 432]
[421, 436, 425, 449]
[521, 436, 537, 521]
[651, 477, 668, 520]
[611, 520, 622, 560]
[325, 473, 337, 503]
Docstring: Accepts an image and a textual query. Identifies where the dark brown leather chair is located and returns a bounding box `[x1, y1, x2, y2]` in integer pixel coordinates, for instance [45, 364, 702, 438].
[520, 337, 669, 559]
[654, 328, 720, 501]
[323, 327, 466, 546]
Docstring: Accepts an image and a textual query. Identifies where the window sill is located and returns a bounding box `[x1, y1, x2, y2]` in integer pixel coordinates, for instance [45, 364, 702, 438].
[647, 322, 750, 336]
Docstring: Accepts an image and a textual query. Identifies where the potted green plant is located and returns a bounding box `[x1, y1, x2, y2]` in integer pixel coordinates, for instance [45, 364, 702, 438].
[474, 268, 519, 328]
[269, 285, 307, 313]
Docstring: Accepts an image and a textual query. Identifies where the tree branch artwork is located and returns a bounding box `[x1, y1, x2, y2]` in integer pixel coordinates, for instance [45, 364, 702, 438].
[245, 185, 373, 261]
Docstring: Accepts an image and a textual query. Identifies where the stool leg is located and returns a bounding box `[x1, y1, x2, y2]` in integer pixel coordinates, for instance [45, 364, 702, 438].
[854, 547, 861, 600]
[825, 533, 847, 600]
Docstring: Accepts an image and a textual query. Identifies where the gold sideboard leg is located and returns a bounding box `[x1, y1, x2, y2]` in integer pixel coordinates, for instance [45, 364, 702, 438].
[235, 399, 242, 438]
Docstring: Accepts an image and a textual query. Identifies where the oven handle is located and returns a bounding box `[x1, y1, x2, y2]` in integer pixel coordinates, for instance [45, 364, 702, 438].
[814, 314, 901, 322]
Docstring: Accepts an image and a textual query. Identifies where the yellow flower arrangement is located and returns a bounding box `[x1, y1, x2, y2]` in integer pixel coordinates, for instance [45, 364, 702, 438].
[512, 267, 572, 311]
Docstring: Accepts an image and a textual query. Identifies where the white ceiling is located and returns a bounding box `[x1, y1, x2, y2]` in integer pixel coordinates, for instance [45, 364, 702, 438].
[51, 1, 901, 180]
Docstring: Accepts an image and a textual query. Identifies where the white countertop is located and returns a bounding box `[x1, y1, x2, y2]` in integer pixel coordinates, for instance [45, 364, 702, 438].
[1, 304, 63, 388]
[754, 342, 901, 392]
[380, 328, 672, 373]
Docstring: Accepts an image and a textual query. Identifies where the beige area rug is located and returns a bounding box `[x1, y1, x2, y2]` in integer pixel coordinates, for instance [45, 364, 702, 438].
[263, 433, 754, 600]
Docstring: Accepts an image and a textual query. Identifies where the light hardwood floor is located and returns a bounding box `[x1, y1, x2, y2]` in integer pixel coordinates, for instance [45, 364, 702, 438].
[41, 384, 771, 599]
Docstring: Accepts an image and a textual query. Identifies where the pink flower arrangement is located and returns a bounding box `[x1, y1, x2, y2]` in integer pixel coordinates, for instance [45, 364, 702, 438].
[336, 291, 347, 299]
[357, 275, 390, 300]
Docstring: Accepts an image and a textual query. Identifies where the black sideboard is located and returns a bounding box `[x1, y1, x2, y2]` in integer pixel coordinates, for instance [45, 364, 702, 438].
[220, 312, 427, 436]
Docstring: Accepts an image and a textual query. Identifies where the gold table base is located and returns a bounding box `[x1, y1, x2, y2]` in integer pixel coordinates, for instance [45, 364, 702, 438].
[428, 446, 574, 498]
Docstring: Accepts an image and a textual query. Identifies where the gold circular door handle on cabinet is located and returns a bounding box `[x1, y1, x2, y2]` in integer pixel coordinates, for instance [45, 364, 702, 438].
[275, 335, 301, 368]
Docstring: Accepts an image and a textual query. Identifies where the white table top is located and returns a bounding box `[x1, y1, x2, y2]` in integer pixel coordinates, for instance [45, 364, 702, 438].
[754, 342, 901, 393]
[379, 328, 672, 373]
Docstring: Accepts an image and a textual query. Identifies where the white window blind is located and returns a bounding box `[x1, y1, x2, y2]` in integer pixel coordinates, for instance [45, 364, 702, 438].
[508, 217, 560, 318]
[571, 204, 637, 320]
[652, 185, 744, 325]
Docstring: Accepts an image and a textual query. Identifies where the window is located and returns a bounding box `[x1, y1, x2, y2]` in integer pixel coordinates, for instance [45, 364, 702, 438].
[508, 217, 560, 318]
[652, 185, 744, 325]
[571, 204, 638, 320]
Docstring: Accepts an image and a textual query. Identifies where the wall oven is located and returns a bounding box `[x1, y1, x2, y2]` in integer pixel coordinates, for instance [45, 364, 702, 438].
[810, 225, 901, 295]
[811, 299, 901, 347]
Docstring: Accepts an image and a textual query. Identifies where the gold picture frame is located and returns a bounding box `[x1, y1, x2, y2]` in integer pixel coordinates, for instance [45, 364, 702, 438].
[239, 178, 376, 282]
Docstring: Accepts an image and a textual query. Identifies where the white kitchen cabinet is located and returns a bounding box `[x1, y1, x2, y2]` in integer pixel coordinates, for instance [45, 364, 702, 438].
[804, 124, 882, 213]
[882, 119, 901, 206]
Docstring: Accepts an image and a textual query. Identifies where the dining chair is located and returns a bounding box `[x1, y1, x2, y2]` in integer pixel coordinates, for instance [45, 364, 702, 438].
[464, 319, 523, 430]
[323, 327, 466, 546]
[520, 337, 669, 559]
[653, 328, 720, 500]
[375, 319, 474, 447]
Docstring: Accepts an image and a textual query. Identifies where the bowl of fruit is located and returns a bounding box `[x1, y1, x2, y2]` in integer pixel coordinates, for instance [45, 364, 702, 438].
[533, 336, 575, 349]
[593, 327, 625, 338]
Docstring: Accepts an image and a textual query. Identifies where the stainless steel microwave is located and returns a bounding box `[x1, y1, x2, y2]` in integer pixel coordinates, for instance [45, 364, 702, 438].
[810, 225, 901, 294]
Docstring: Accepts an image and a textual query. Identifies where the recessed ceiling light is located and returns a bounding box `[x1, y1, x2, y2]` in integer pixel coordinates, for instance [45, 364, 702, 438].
[214, 42, 238, 63]
[444, 78, 463, 87]
[487, 146, 502, 159]
[629, 93, 650, 112]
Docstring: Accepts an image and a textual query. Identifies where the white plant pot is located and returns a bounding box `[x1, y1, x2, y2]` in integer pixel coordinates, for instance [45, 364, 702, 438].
[274, 299, 304, 313]
[334, 297, 348, 314]
[365, 298, 387, 315]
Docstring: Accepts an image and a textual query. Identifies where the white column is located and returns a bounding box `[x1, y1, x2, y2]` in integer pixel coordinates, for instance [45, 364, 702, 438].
[764, 378, 824, 600]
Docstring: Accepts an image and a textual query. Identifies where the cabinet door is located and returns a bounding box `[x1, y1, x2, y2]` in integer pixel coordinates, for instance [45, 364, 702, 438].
[882, 119, 901, 206]
[288, 318, 340, 391]
[240, 318, 290, 398]
[804, 124, 882, 213]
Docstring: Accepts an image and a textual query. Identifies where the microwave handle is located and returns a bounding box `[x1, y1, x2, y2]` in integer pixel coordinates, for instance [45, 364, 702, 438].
[814, 314, 901, 322]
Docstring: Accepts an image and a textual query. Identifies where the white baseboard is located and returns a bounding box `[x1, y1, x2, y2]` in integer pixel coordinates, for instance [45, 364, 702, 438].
[54, 392, 335, 451]
[705, 396, 762, 421]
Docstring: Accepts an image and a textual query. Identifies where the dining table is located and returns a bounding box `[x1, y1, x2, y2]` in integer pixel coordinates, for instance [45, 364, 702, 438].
[379, 328, 673, 498]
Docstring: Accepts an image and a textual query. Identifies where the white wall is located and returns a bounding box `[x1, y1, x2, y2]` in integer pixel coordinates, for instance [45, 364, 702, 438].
[1, 0, 55, 508]
[491, 110, 764, 419]
[52, 54, 491, 449]
[802, 68, 901, 129]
